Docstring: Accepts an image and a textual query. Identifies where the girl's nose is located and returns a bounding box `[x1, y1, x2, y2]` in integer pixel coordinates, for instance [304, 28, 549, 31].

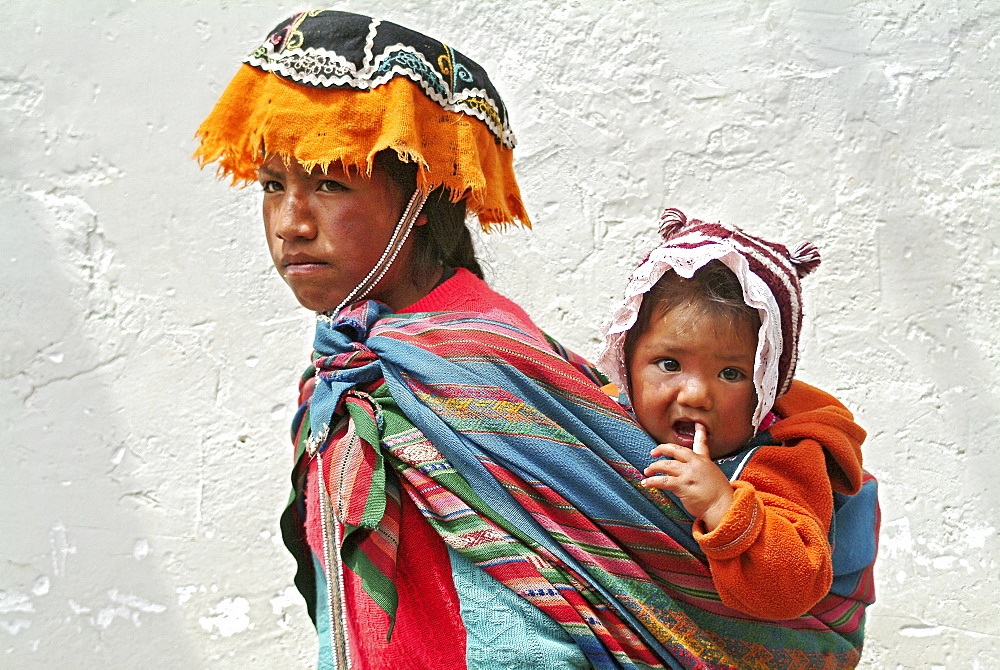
[273, 193, 316, 240]
[677, 376, 712, 411]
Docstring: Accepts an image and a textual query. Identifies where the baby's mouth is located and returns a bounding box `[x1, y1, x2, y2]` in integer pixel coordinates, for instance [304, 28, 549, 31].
[673, 420, 697, 439]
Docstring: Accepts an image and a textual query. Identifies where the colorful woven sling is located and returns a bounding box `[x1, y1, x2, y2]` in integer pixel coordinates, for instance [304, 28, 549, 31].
[284, 301, 877, 669]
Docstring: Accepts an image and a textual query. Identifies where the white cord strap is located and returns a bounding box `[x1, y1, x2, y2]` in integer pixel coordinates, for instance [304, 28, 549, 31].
[318, 445, 353, 670]
[321, 188, 430, 322]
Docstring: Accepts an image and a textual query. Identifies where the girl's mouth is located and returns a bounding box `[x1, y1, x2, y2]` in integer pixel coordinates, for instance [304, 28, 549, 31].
[283, 261, 329, 277]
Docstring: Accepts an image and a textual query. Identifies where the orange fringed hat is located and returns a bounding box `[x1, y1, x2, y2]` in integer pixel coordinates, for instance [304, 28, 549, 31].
[194, 9, 529, 231]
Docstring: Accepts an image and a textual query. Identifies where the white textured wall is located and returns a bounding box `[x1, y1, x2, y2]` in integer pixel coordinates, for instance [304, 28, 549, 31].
[2, 1, 997, 667]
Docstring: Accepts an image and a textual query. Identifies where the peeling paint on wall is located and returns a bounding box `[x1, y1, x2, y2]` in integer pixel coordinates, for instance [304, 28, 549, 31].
[199, 597, 252, 638]
[93, 590, 168, 630]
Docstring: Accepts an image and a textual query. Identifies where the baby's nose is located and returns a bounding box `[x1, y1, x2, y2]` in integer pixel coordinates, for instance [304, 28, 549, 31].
[677, 377, 712, 410]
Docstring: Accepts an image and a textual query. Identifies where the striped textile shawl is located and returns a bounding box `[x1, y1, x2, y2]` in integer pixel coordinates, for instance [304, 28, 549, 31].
[292, 300, 873, 669]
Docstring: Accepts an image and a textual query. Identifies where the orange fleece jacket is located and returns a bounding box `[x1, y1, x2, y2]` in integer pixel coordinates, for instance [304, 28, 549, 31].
[691, 380, 867, 620]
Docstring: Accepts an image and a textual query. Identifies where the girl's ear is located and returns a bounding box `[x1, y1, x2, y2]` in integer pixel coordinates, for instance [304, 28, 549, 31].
[414, 211, 429, 227]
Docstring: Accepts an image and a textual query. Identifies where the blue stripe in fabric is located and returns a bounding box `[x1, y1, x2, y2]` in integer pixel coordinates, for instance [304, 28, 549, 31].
[312, 554, 337, 670]
[448, 546, 592, 670]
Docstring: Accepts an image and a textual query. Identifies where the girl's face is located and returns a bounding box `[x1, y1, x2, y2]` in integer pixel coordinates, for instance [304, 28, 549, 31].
[258, 155, 428, 312]
[627, 302, 757, 459]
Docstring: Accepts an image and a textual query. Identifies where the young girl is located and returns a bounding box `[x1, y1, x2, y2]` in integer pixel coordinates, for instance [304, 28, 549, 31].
[597, 208, 880, 622]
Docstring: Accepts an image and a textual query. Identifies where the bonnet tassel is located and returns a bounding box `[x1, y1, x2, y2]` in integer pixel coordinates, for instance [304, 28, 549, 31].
[790, 241, 822, 278]
[658, 208, 689, 240]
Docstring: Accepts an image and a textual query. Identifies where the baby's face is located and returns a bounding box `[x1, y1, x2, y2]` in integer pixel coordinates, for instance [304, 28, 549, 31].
[627, 303, 757, 459]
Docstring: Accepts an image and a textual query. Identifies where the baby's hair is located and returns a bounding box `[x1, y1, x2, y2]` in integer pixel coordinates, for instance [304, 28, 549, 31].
[622, 260, 761, 374]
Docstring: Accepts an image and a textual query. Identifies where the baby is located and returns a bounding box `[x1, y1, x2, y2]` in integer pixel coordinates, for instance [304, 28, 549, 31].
[597, 208, 879, 622]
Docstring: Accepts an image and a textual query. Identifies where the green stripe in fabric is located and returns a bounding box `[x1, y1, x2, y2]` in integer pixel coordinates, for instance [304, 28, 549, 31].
[341, 525, 399, 640]
[345, 401, 389, 527]
[288, 406, 312, 507]
[681, 601, 859, 659]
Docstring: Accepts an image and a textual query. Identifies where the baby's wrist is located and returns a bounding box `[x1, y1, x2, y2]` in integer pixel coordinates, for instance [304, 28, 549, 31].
[699, 488, 735, 532]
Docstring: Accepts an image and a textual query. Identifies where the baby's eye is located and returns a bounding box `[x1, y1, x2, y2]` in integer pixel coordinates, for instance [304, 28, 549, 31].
[260, 180, 283, 193]
[720, 367, 745, 381]
[656, 358, 680, 373]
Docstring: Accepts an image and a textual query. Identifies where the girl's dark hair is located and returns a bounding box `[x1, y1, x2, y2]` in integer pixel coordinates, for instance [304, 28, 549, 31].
[374, 150, 484, 281]
[623, 260, 761, 369]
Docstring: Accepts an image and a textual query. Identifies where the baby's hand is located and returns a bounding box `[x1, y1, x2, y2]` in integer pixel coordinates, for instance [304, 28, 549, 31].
[641, 423, 734, 531]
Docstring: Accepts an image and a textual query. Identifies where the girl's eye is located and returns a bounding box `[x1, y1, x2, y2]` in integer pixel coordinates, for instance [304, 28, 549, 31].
[720, 367, 745, 382]
[317, 180, 347, 193]
[260, 180, 283, 193]
[656, 358, 680, 373]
